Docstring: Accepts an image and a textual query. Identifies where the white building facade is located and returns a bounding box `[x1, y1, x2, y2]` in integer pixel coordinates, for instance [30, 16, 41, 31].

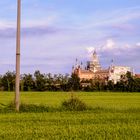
[109, 66, 132, 84]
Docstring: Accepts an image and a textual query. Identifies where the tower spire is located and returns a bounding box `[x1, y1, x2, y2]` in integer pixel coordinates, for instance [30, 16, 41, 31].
[93, 49, 96, 55]
[89, 51, 101, 72]
[111, 59, 114, 67]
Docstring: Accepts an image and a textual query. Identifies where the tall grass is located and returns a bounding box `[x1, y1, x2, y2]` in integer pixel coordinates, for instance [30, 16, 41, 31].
[0, 92, 140, 139]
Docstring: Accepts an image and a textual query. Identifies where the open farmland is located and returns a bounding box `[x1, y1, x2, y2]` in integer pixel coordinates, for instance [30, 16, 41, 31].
[0, 92, 140, 140]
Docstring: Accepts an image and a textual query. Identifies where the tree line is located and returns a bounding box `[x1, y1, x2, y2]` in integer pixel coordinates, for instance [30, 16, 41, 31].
[0, 70, 140, 92]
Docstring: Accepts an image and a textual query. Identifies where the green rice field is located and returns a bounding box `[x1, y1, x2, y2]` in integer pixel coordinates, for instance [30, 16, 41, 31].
[0, 92, 140, 140]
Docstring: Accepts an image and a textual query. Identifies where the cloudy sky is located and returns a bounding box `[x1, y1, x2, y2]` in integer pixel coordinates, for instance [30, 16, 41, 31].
[0, 0, 140, 74]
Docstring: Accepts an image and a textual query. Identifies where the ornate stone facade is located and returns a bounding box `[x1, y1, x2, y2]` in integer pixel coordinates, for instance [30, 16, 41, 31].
[73, 51, 132, 83]
[87, 51, 101, 72]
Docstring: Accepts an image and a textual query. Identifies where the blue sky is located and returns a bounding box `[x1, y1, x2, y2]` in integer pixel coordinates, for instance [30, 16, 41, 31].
[0, 0, 140, 74]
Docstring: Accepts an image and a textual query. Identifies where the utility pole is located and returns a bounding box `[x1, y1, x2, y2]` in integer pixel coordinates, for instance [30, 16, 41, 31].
[15, 0, 21, 111]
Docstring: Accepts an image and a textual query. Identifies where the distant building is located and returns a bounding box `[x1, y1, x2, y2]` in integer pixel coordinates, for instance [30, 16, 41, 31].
[135, 74, 140, 79]
[73, 51, 132, 84]
[109, 66, 132, 84]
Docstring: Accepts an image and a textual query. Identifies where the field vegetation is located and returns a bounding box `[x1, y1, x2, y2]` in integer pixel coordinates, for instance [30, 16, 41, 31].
[0, 92, 140, 139]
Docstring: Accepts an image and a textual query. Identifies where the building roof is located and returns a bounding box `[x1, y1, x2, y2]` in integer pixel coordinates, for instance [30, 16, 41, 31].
[95, 69, 109, 74]
[80, 70, 93, 74]
[112, 66, 131, 69]
[135, 74, 140, 78]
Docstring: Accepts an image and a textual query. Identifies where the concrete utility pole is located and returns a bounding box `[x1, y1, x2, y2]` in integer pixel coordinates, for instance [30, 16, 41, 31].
[15, 0, 21, 111]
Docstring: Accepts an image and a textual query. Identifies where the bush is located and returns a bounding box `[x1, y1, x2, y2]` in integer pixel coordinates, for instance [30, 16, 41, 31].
[0, 103, 52, 113]
[19, 104, 50, 112]
[0, 102, 15, 113]
[62, 97, 87, 111]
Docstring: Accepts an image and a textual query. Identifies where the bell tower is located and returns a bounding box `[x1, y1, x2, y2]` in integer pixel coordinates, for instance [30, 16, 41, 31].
[89, 51, 101, 72]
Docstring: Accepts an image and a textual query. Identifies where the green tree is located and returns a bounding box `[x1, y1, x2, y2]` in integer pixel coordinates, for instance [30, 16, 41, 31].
[45, 73, 54, 91]
[1, 71, 15, 91]
[21, 74, 35, 91]
[134, 78, 140, 92]
[60, 74, 70, 91]
[0, 75, 3, 91]
[68, 73, 81, 91]
[34, 71, 46, 91]
[126, 71, 135, 92]
[107, 80, 114, 91]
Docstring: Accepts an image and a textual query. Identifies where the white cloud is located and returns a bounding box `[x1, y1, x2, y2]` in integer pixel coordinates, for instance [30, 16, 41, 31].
[0, 20, 15, 29]
[136, 42, 140, 46]
[86, 39, 139, 56]
[91, 39, 117, 53]
[102, 39, 116, 50]
[75, 6, 140, 31]
[0, 16, 57, 30]
[22, 15, 57, 28]
[86, 47, 95, 53]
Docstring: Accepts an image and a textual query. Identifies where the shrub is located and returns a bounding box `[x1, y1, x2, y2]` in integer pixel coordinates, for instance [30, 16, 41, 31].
[19, 104, 50, 112]
[0, 103, 52, 113]
[62, 97, 87, 111]
[0, 102, 15, 113]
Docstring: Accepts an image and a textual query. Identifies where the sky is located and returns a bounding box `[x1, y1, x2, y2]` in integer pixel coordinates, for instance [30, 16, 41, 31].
[0, 0, 140, 74]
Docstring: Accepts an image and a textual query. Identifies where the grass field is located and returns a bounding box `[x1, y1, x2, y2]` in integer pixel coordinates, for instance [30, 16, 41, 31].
[0, 92, 140, 140]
